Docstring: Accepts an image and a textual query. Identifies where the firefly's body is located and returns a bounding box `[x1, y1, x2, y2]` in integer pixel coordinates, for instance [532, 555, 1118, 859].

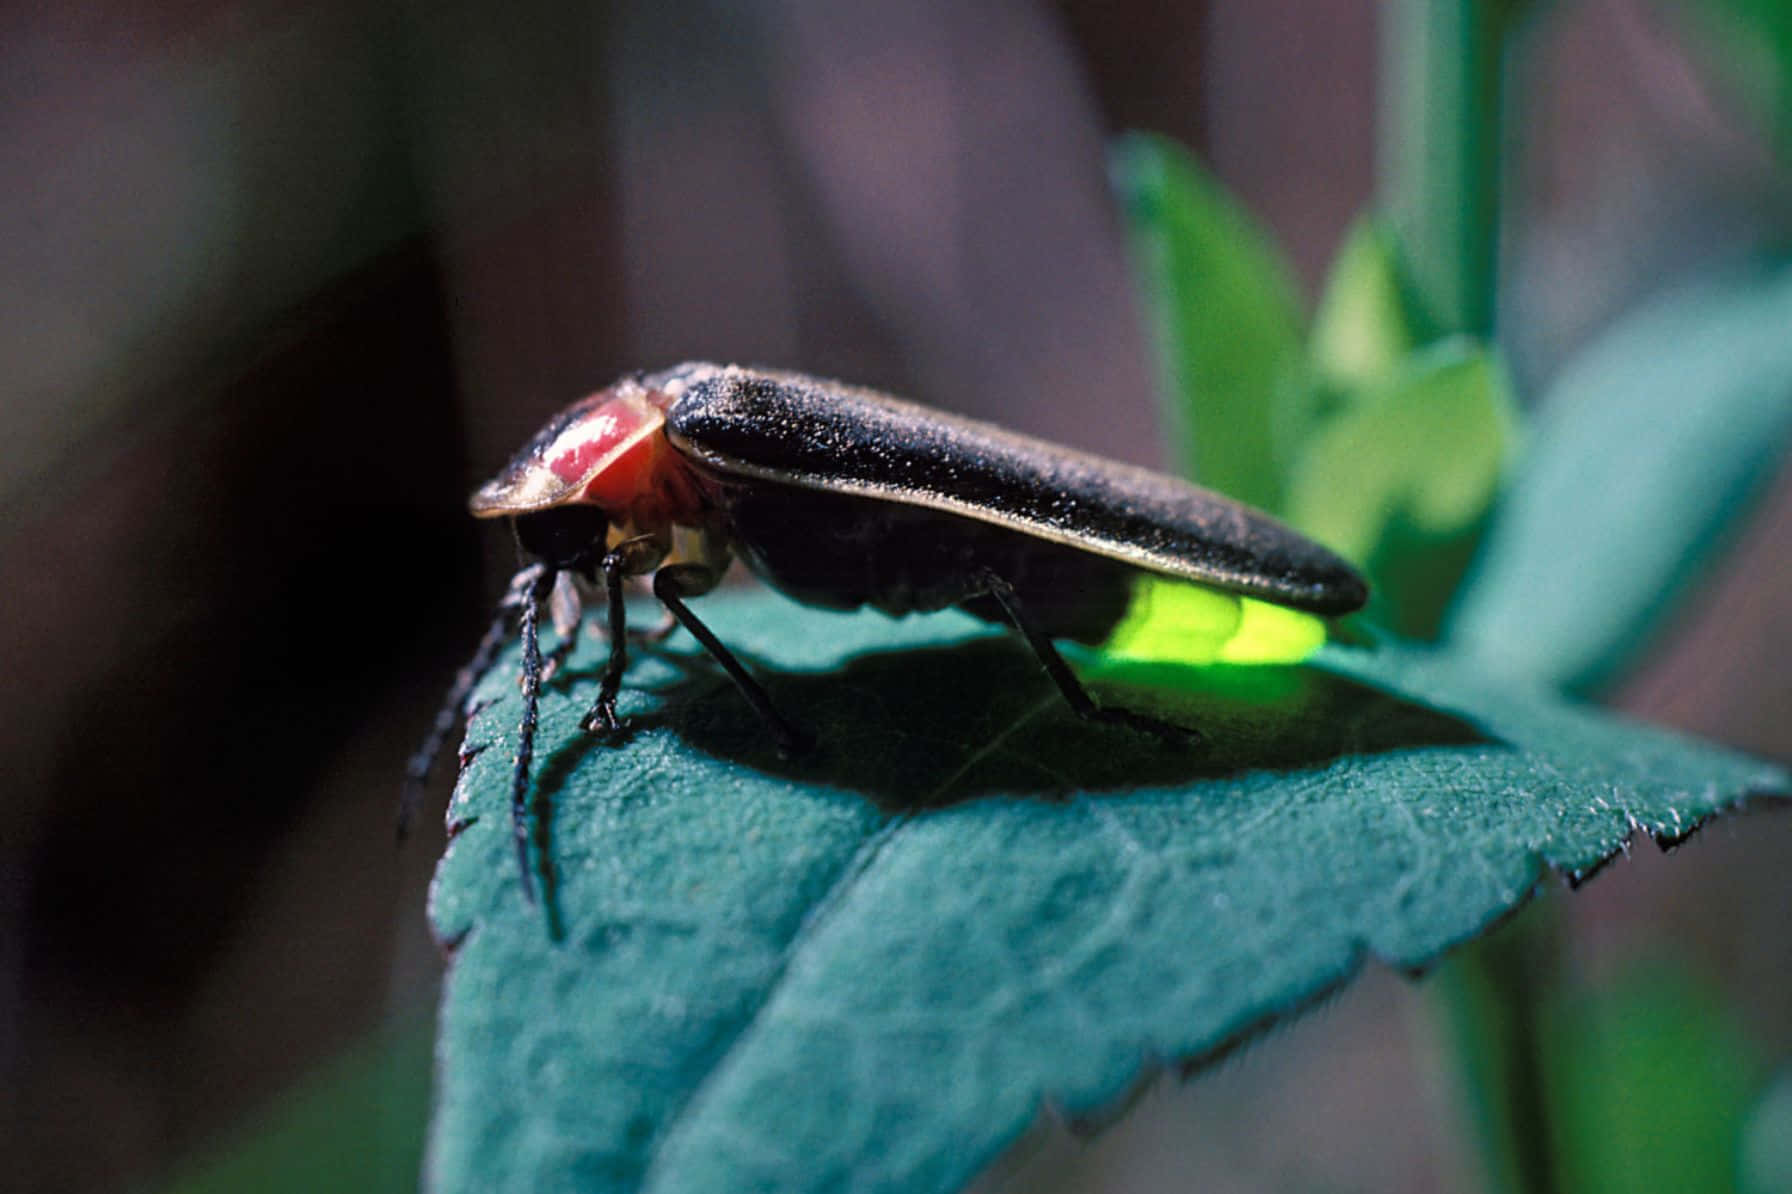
[407, 363, 1368, 898]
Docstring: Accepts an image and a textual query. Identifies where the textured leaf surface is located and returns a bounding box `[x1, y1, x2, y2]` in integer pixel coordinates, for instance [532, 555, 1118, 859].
[427, 591, 1783, 1194]
[1448, 265, 1792, 692]
[1111, 133, 1310, 510]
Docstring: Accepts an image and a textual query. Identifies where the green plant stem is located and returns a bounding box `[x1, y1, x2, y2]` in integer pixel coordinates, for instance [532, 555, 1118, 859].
[1378, 0, 1517, 338]
[1380, 5, 1561, 1191]
[1433, 912, 1562, 1194]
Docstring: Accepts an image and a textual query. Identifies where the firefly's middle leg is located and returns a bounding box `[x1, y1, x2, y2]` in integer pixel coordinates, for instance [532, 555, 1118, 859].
[652, 563, 813, 756]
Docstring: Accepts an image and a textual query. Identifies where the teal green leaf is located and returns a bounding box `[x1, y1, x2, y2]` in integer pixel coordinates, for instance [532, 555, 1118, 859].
[1447, 265, 1792, 694]
[159, 1017, 432, 1194]
[1111, 133, 1310, 510]
[1310, 216, 1422, 393]
[427, 591, 1783, 1194]
[1542, 965, 1763, 1194]
[1282, 340, 1520, 639]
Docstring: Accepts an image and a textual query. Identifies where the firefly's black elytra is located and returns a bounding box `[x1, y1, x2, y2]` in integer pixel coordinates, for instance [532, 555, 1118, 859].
[404, 363, 1368, 898]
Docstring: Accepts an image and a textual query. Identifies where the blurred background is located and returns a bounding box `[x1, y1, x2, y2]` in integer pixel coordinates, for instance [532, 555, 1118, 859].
[2, 1, 1788, 1191]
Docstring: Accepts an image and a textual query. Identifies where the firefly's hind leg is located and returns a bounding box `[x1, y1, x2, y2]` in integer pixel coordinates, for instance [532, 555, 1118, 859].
[978, 568, 1198, 746]
[652, 563, 813, 756]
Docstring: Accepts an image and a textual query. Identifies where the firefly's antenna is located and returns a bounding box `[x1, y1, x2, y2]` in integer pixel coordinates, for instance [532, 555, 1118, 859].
[398, 563, 550, 843]
[509, 564, 557, 903]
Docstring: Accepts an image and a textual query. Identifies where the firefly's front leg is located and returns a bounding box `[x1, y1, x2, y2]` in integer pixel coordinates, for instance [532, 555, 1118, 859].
[543, 574, 679, 689]
[580, 536, 668, 735]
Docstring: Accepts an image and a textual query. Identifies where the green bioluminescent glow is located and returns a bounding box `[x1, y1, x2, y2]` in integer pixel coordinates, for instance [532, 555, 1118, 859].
[1099, 575, 1328, 665]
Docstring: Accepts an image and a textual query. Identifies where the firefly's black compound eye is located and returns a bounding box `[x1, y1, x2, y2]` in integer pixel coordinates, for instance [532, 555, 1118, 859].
[513, 505, 610, 568]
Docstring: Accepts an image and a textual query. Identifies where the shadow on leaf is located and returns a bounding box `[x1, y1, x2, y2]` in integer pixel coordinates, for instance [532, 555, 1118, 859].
[605, 637, 1496, 811]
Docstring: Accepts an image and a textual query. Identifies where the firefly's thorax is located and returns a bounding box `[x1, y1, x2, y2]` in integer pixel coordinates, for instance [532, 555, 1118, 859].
[467, 377, 708, 544]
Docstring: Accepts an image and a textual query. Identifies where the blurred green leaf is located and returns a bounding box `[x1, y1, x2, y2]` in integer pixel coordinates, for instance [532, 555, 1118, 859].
[1283, 341, 1520, 639]
[1447, 265, 1792, 694]
[157, 1017, 432, 1194]
[1543, 965, 1762, 1194]
[1111, 133, 1310, 510]
[1741, 1069, 1792, 1194]
[426, 591, 1783, 1194]
[1310, 216, 1422, 393]
[1668, 0, 1792, 160]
